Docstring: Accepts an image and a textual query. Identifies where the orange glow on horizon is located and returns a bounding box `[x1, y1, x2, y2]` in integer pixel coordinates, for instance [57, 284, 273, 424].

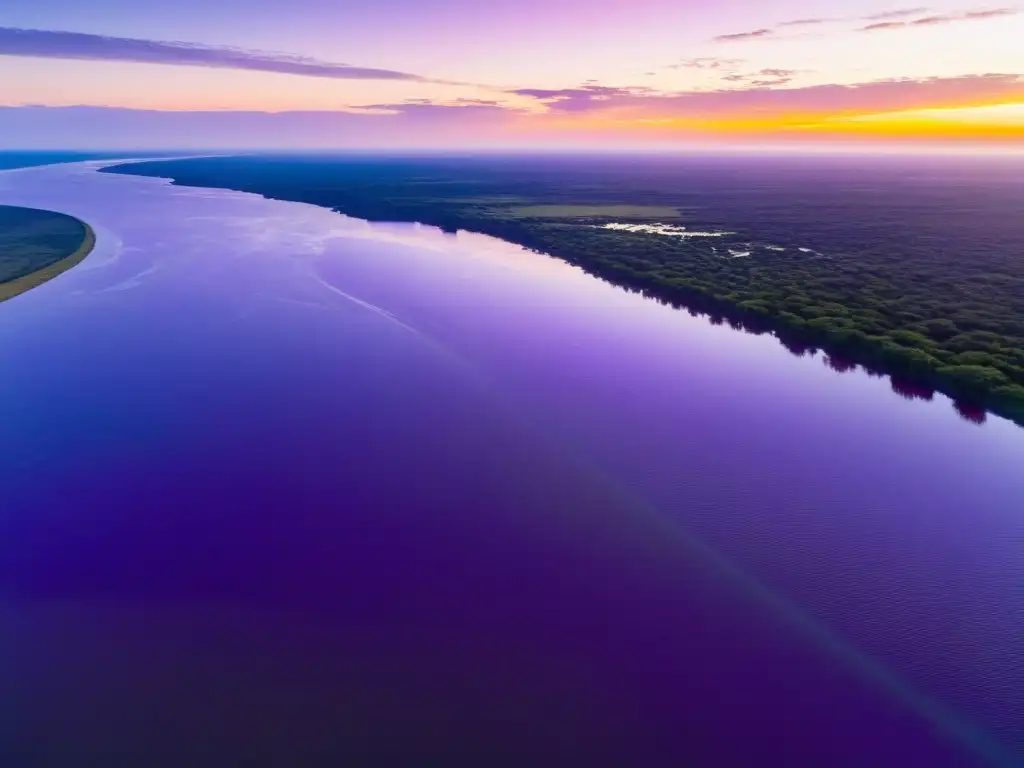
[535, 99, 1024, 145]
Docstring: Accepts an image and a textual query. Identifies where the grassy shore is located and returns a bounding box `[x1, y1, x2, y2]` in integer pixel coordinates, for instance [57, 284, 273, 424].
[0, 211, 95, 304]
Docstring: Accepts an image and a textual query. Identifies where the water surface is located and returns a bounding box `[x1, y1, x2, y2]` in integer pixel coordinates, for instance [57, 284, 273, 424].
[1, 162, 1022, 767]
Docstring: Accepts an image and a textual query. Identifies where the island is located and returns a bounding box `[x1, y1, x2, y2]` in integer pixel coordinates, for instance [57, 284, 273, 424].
[104, 155, 1024, 427]
[0, 205, 95, 304]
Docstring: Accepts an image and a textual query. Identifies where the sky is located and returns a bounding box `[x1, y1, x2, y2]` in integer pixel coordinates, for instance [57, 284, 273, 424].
[0, 0, 1021, 150]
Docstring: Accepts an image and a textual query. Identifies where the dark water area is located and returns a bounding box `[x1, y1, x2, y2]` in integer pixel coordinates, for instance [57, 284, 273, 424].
[1, 161, 1022, 767]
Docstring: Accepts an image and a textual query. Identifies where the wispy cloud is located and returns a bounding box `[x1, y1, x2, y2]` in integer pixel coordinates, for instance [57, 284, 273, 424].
[713, 28, 774, 42]
[862, 21, 908, 30]
[778, 18, 837, 27]
[863, 7, 931, 20]
[914, 7, 1019, 23]
[513, 74, 1024, 121]
[668, 57, 745, 70]
[859, 7, 1019, 30]
[3, 74, 1022, 149]
[713, 7, 1014, 43]
[0, 104, 524, 149]
[719, 68, 800, 87]
[0, 27, 441, 83]
[512, 85, 656, 112]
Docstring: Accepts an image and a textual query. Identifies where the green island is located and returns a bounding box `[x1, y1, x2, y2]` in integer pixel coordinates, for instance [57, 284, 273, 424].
[104, 156, 1024, 426]
[0, 205, 95, 304]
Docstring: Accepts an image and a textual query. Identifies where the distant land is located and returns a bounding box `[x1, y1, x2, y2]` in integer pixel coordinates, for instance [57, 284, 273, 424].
[0, 205, 94, 304]
[0, 151, 176, 172]
[105, 153, 1024, 427]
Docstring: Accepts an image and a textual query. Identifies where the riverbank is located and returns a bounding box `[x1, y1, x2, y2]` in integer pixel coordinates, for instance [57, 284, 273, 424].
[0, 213, 95, 304]
[102, 155, 1024, 428]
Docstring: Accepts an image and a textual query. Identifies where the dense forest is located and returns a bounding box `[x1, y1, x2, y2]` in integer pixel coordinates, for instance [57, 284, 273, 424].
[106, 154, 1024, 426]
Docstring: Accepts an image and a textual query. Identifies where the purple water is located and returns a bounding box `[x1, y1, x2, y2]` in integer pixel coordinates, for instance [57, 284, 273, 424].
[1, 162, 1021, 766]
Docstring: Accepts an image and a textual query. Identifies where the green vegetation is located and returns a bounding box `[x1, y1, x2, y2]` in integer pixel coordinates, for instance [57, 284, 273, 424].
[105, 155, 1024, 426]
[0, 206, 94, 303]
[505, 204, 682, 219]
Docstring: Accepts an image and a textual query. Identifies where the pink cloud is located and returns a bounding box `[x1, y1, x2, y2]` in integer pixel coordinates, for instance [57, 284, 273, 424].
[513, 74, 1024, 120]
[718, 68, 799, 87]
[4, 74, 1021, 150]
[713, 28, 774, 42]
[860, 7, 1019, 31]
[778, 18, 837, 26]
[668, 57, 744, 70]
[861, 20, 909, 30]
[0, 104, 527, 149]
[863, 7, 930, 20]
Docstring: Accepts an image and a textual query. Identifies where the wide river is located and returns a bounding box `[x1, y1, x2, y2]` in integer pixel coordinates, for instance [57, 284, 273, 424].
[1, 162, 1022, 767]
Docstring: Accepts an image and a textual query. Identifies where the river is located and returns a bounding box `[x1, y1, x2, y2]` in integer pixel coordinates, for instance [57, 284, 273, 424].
[1, 161, 1022, 766]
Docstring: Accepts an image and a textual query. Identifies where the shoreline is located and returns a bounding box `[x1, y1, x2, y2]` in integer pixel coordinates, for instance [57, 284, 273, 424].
[0, 217, 96, 304]
[101, 161, 1024, 428]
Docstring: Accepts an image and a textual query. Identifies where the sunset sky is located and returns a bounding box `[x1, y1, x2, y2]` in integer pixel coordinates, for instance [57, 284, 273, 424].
[0, 0, 1021, 149]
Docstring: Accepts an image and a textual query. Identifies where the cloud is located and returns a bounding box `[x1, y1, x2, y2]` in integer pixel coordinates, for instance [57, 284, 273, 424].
[513, 74, 1024, 121]
[778, 18, 836, 26]
[863, 7, 930, 20]
[914, 7, 1019, 23]
[859, 7, 1019, 30]
[360, 100, 517, 118]
[713, 28, 774, 42]
[861, 21, 908, 30]
[669, 57, 744, 70]
[511, 85, 656, 112]
[0, 27, 440, 83]
[715, 7, 1011, 42]
[3, 74, 1021, 149]
[0, 104, 525, 149]
[718, 68, 800, 87]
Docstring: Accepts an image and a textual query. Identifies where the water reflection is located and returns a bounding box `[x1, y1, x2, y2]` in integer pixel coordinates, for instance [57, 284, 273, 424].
[594, 278, 1001, 426]
[0, 163, 1022, 766]
[890, 378, 936, 402]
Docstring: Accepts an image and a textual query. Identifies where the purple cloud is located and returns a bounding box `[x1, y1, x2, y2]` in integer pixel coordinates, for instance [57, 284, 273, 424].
[361, 101, 515, 118]
[2, 73, 1021, 149]
[0, 104, 522, 149]
[860, 7, 1018, 30]
[861, 21, 908, 30]
[863, 7, 930, 20]
[669, 57, 745, 70]
[719, 68, 799, 87]
[514, 74, 1024, 119]
[778, 18, 836, 26]
[0, 27, 439, 83]
[713, 28, 774, 42]
[512, 85, 655, 112]
[913, 7, 1019, 23]
[716, 7, 1010, 41]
